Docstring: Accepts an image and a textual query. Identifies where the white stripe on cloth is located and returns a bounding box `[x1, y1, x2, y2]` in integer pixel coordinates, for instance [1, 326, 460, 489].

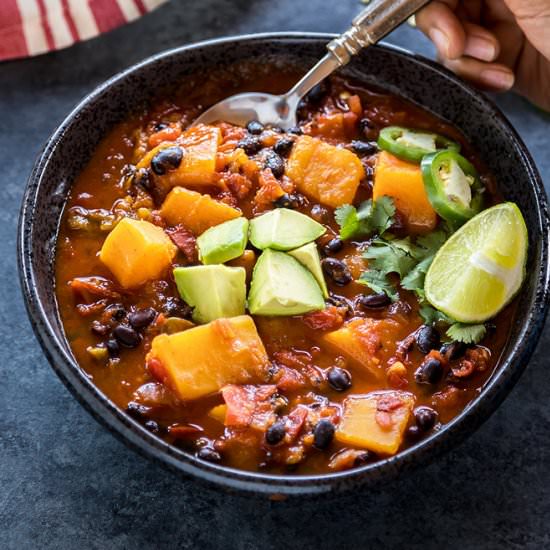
[67, 0, 99, 40]
[44, 0, 73, 49]
[142, 0, 166, 10]
[16, 0, 48, 56]
[115, 0, 140, 21]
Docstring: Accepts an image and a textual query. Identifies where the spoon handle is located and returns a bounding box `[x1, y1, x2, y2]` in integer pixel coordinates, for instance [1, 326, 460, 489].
[328, 0, 431, 64]
[285, 0, 429, 106]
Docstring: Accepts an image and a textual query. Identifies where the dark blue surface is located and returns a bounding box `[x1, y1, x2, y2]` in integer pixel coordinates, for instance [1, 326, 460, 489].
[1, 1, 549, 547]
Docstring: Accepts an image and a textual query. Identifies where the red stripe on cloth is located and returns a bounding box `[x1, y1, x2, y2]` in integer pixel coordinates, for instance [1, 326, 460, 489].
[133, 0, 147, 15]
[89, 0, 127, 34]
[61, 0, 80, 42]
[36, 0, 56, 50]
[0, 0, 28, 60]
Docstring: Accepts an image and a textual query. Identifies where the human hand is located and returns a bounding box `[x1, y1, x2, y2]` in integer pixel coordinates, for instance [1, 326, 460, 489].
[415, 0, 550, 110]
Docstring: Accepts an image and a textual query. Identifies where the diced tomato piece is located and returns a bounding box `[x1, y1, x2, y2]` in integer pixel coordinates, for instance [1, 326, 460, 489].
[347, 95, 362, 116]
[300, 306, 346, 331]
[147, 357, 169, 386]
[167, 423, 203, 438]
[221, 385, 278, 429]
[148, 123, 182, 148]
[254, 168, 285, 211]
[69, 276, 121, 302]
[225, 173, 254, 200]
[285, 406, 308, 441]
[165, 224, 198, 263]
[275, 367, 306, 392]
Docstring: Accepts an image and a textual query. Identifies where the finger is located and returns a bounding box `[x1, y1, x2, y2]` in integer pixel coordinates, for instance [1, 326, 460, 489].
[442, 57, 515, 91]
[416, 1, 466, 60]
[462, 22, 500, 62]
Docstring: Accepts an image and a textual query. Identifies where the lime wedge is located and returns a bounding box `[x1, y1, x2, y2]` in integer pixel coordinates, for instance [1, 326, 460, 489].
[424, 202, 527, 323]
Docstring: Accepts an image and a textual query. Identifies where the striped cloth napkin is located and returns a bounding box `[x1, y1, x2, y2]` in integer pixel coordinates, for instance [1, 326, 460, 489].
[0, 0, 167, 61]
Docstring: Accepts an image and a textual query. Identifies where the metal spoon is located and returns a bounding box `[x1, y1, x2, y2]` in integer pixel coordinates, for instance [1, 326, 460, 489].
[194, 0, 430, 129]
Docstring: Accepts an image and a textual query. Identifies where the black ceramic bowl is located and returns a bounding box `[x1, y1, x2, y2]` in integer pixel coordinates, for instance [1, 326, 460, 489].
[18, 33, 550, 497]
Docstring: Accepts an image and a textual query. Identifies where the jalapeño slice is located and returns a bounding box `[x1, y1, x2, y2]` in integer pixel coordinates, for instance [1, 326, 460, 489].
[421, 150, 484, 227]
[377, 126, 460, 163]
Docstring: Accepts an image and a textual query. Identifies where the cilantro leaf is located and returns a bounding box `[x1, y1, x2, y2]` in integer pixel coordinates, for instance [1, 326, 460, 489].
[446, 323, 487, 344]
[357, 270, 399, 301]
[334, 204, 359, 240]
[363, 238, 416, 278]
[419, 304, 454, 325]
[335, 197, 395, 240]
[369, 196, 395, 235]
[401, 256, 435, 295]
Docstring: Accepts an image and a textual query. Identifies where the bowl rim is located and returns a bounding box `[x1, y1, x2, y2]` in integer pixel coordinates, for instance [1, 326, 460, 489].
[18, 31, 550, 497]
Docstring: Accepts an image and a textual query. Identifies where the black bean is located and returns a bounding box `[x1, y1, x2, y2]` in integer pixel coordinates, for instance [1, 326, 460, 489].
[264, 151, 285, 178]
[327, 367, 352, 391]
[388, 300, 412, 316]
[128, 307, 157, 329]
[351, 140, 377, 156]
[144, 420, 160, 433]
[310, 204, 330, 223]
[150, 146, 184, 175]
[163, 297, 193, 319]
[273, 193, 301, 209]
[105, 303, 126, 321]
[306, 81, 328, 104]
[322, 258, 353, 286]
[313, 419, 335, 449]
[133, 167, 153, 191]
[126, 401, 148, 419]
[359, 118, 377, 140]
[273, 137, 294, 157]
[266, 421, 286, 445]
[105, 338, 120, 357]
[416, 325, 441, 354]
[153, 122, 168, 131]
[357, 293, 391, 310]
[287, 126, 303, 135]
[440, 341, 466, 360]
[246, 120, 264, 135]
[112, 324, 142, 348]
[327, 293, 354, 317]
[91, 320, 110, 336]
[406, 425, 422, 440]
[237, 135, 262, 155]
[323, 238, 344, 255]
[414, 357, 444, 385]
[414, 407, 438, 431]
[196, 447, 221, 463]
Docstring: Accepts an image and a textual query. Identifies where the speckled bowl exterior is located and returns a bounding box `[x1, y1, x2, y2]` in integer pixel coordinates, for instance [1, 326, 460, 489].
[18, 33, 550, 497]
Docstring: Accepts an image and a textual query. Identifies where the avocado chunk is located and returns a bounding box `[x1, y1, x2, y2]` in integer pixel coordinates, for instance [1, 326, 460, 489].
[248, 249, 325, 316]
[288, 242, 329, 298]
[197, 217, 249, 264]
[174, 265, 246, 324]
[248, 208, 325, 251]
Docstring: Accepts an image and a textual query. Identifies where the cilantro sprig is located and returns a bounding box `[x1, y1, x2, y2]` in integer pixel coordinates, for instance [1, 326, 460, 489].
[335, 198, 487, 344]
[335, 196, 395, 240]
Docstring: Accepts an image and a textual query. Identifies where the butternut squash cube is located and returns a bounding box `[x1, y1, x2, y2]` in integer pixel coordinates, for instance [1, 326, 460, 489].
[286, 135, 364, 208]
[146, 315, 270, 401]
[160, 186, 241, 235]
[136, 124, 221, 188]
[336, 391, 415, 455]
[167, 124, 221, 187]
[99, 217, 177, 288]
[374, 151, 437, 233]
[321, 318, 392, 378]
